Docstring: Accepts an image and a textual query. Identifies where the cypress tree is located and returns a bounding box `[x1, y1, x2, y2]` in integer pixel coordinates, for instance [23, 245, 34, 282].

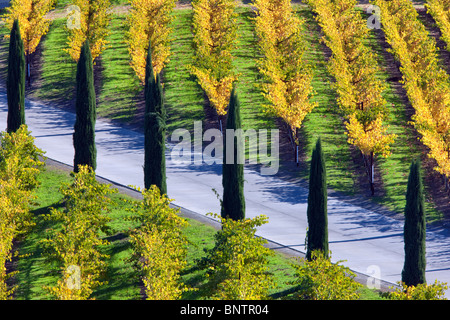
[306, 138, 328, 261]
[144, 41, 167, 195]
[73, 40, 97, 173]
[221, 88, 245, 221]
[402, 159, 426, 287]
[144, 39, 155, 111]
[6, 19, 26, 133]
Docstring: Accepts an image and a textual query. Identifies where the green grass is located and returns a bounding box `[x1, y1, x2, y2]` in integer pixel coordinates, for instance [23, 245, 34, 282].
[17, 4, 446, 220]
[0, 22, 9, 83]
[55, 0, 131, 9]
[35, 9, 207, 133]
[14, 165, 142, 300]
[97, 7, 276, 135]
[14, 167, 72, 300]
[97, 13, 141, 123]
[295, 6, 356, 195]
[361, 11, 442, 222]
[294, 6, 442, 221]
[164, 8, 205, 135]
[0, 2, 438, 301]
[33, 14, 141, 122]
[33, 18, 77, 106]
[12, 165, 382, 300]
[233, 7, 276, 132]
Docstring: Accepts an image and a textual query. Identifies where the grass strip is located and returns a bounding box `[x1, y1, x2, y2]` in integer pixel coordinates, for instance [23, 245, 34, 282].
[295, 5, 356, 195]
[13, 165, 380, 300]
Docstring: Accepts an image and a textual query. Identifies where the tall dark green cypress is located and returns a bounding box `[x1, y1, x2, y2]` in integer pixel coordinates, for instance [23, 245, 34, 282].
[306, 138, 328, 261]
[144, 41, 167, 195]
[221, 88, 245, 221]
[73, 40, 97, 173]
[6, 19, 26, 133]
[402, 159, 426, 287]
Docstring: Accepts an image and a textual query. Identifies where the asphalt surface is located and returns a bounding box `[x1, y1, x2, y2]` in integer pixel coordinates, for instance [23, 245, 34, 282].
[0, 1, 8, 9]
[1, 90, 450, 297]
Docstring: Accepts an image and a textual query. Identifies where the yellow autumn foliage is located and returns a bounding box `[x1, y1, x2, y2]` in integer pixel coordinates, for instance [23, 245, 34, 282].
[128, 185, 189, 300]
[2, 0, 55, 56]
[0, 125, 45, 299]
[199, 214, 274, 300]
[426, 0, 450, 51]
[346, 114, 397, 158]
[65, 0, 111, 62]
[0, 193, 17, 300]
[384, 280, 448, 300]
[290, 251, 362, 300]
[373, 0, 450, 178]
[126, 0, 175, 83]
[253, 0, 316, 139]
[308, 0, 395, 160]
[190, 0, 238, 116]
[41, 165, 114, 300]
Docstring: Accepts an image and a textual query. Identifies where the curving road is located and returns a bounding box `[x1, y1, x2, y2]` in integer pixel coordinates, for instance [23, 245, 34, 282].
[1, 91, 450, 298]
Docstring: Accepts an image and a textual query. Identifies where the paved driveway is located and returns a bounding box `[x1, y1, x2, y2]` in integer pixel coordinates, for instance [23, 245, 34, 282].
[0, 0, 9, 9]
[1, 91, 449, 298]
